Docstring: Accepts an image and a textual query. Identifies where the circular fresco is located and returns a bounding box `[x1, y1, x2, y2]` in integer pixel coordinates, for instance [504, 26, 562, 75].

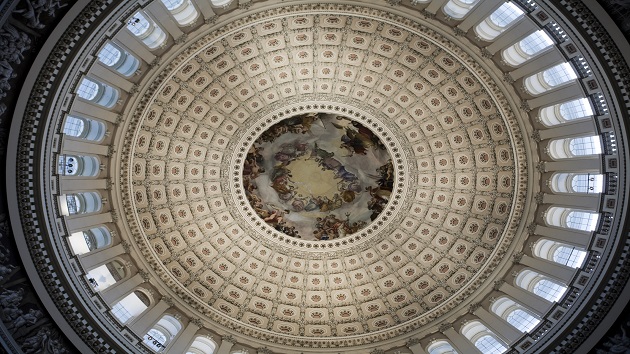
[243, 113, 394, 240]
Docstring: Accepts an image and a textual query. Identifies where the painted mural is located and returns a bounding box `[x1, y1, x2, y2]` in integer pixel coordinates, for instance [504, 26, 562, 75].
[243, 113, 394, 240]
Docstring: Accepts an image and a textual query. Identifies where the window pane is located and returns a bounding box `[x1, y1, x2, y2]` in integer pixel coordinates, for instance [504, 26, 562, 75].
[520, 30, 554, 55]
[571, 174, 603, 193]
[533, 279, 567, 302]
[475, 335, 506, 354]
[490, 2, 524, 28]
[559, 98, 593, 120]
[566, 211, 599, 231]
[553, 246, 587, 268]
[144, 329, 167, 352]
[127, 12, 151, 36]
[63, 116, 85, 136]
[161, 0, 185, 10]
[506, 309, 540, 332]
[543, 63, 577, 87]
[569, 136, 602, 156]
[77, 79, 99, 100]
[98, 43, 122, 66]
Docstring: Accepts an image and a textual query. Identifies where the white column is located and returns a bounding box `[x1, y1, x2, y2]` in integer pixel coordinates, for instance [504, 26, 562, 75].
[520, 255, 575, 284]
[91, 62, 135, 93]
[66, 212, 113, 231]
[101, 273, 143, 305]
[538, 120, 597, 141]
[424, 0, 449, 15]
[146, 2, 184, 40]
[168, 321, 201, 353]
[486, 18, 538, 55]
[216, 337, 235, 354]
[443, 326, 481, 354]
[62, 138, 110, 156]
[510, 50, 564, 80]
[408, 342, 428, 354]
[543, 158, 602, 173]
[499, 283, 551, 316]
[60, 179, 107, 193]
[457, 0, 502, 32]
[113, 32, 156, 63]
[71, 100, 120, 123]
[194, 0, 216, 20]
[528, 84, 584, 109]
[129, 300, 170, 336]
[534, 225, 591, 248]
[473, 307, 522, 344]
[79, 243, 125, 270]
[542, 193, 600, 210]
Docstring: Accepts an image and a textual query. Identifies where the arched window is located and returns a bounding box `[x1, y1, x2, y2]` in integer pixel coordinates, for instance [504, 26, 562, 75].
[127, 12, 167, 49]
[61, 192, 103, 216]
[539, 98, 594, 126]
[491, 297, 540, 333]
[545, 206, 599, 231]
[443, 0, 480, 19]
[534, 239, 587, 268]
[86, 260, 126, 291]
[98, 42, 140, 76]
[461, 321, 507, 354]
[77, 78, 120, 108]
[427, 340, 458, 354]
[144, 315, 182, 352]
[515, 269, 567, 302]
[186, 336, 217, 354]
[549, 173, 604, 194]
[161, 0, 199, 26]
[68, 226, 112, 255]
[503, 30, 554, 66]
[63, 116, 107, 141]
[524, 62, 577, 95]
[111, 290, 150, 324]
[475, 2, 524, 41]
[547, 135, 602, 159]
[57, 155, 100, 176]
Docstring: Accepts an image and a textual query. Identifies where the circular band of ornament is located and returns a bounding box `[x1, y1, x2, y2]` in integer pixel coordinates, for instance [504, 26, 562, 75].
[229, 103, 408, 250]
[118, 4, 528, 348]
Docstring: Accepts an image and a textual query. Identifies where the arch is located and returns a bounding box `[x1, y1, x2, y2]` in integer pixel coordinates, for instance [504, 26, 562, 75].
[491, 297, 540, 333]
[427, 340, 458, 354]
[144, 314, 183, 352]
[549, 173, 604, 194]
[515, 269, 567, 302]
[475, 2, 524, 41]
[502, 30, 554, 66]
[186, 336, 217, 354]
[461, 320, 507, 354]
[539, 98, 594, 126]
[524, 62, 577, 95]
[533, 239, 587, 268]
[127, 12, 167, 49]
[161, 0, 199, 26]
[547, 135, 602, 159]
[443, 0, 480, 19]
[545, 206, 599, 231]
[62, 115, 107, 141]
[60, 192, 103, 216]
[68, 226, 113, 255]
[111, 290, 150, 324]
[57, 155, 100, 176]
[86, 260, 127, 291]
[76, 77, 120, 108]
[98, 42, 140, 76]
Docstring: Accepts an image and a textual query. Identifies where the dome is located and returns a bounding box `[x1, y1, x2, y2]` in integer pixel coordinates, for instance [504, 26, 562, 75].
[2, 0, 630, 353]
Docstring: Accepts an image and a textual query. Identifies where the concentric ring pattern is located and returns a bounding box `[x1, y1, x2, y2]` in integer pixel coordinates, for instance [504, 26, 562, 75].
[120, 5, 527, 347]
